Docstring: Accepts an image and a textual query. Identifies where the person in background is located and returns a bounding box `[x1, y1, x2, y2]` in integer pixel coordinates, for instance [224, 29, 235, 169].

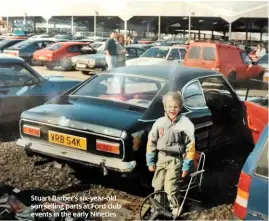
[256, 43, 267, 58]
[104, 31, 117, 70]
[131, 36, 138, 44]
[116, 35, 127, 67]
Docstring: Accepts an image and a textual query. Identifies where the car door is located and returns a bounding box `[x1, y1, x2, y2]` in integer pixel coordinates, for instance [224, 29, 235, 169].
[184, 45, 202, 67]
[246, 140, 268, 220]
[198, 75, 246, 148]
[0, 63, 46, 124]
[244, 79, 268, 144]
[181, 80, 213, 152]
[66, 45, 83, 57]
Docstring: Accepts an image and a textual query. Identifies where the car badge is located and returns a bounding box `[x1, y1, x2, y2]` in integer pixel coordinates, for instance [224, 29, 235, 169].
[59, 116, 70, 127]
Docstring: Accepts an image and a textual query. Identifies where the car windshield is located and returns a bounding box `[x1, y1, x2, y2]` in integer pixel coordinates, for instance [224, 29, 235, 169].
[0, 39, 12, 47]
[9, 40, 31, 49]
[90, 43, 103, 49]
[96, 45, 105, 54]
[70, 74, 166, 108]
[46, 43, 63, 51]
[258, 54, 268, 65]
[140, 47, 169, 59]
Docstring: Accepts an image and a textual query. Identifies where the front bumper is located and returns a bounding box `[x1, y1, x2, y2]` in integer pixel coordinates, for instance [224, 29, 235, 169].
[16, 138, 136, 173]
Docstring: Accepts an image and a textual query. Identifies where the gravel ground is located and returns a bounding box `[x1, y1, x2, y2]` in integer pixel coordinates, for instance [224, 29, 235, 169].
[0, 131, 250, 220]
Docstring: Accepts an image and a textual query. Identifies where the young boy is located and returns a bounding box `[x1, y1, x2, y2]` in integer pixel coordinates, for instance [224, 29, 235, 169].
[146, 91, 195, 216]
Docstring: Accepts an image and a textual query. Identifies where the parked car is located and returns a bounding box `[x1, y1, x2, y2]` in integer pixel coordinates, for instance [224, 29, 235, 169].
[126, 45, 186, 66]
[3, 39, 55, 65]
[72, 44, 152, 75]
[52, 34, 72, 41]
[33, 42, 96, 71]
[28, 34, 50, 40]
[138, 40, 155, 44]
[16, 64, 268, 177]
[0, 39, 25, 53]
[0, 54, 81, 126]
[255, 54, 268, 82]
[233, 124, 268, 220]
[184, 42, 265, 82]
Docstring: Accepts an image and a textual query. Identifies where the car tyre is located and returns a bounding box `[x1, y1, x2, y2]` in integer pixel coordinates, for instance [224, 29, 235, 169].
[61, 57, 73, 71]
[81, 70, 90, 75]
[27, 56, 37, 66]
[45, 63, 55, 70]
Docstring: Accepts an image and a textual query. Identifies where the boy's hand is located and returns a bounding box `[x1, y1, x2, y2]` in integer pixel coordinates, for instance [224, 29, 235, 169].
[181, 171, 189, 178]
[148, 166, 156, 172]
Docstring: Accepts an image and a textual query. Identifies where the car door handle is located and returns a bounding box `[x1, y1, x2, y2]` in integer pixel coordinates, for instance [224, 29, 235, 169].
[247, 116, 259, 133]
[0, 89, 9, 95]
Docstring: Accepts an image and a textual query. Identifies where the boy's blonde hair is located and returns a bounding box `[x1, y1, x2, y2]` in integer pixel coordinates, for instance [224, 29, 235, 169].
[162, 91, 183, 109]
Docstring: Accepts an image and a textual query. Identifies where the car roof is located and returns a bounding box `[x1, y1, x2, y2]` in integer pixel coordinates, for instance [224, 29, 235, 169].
[56, 41, 88, 45]
[107, 64, 220, 85]
[0, 54, 24, 62]
[127, 44, 152, 48]
[152, 45, 186, 49]
[190, 41, 240, 50]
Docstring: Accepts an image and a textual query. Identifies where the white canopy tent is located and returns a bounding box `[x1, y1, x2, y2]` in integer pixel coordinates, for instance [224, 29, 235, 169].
[1, 0, 268, 39]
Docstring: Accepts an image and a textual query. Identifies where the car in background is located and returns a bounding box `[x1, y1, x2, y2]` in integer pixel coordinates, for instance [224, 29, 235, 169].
[33, 42, 96, 71]
[72, 44, 152, 75]
[0, 39, 25, 53]
[255, 54, 268, 82]
[90, 42, 105, 50]
[126, 45, 186, 66]
[184, 42, 265, 82]
[52, 34, 72, 41]
[0, 54, 81, 126]
[28, 34, 50, 40]
[233, 124, 268, 220]
[3, 39, 55, 65]
[16, 64, 267, 177]
[138, 40, 155, 44]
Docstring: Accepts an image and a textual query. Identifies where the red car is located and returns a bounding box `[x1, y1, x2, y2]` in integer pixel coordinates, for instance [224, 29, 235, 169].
[33, 42, 96, 71]
[184, 42, 265, 81]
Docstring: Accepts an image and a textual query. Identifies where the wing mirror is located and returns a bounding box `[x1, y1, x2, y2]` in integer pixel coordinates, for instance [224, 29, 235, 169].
[167, 56, 174, 60]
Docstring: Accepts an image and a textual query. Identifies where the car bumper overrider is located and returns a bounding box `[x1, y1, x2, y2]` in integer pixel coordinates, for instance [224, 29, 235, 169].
[16, 138, 136, 173]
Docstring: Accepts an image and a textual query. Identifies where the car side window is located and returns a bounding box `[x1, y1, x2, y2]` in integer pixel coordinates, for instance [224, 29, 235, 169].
[136, 49, 145, 57]
[169, 49, 180, 60]
[0, 63, 36, 87]
[240, 52, 252, 64]
[203, 47, 216, 60]
[255, 141, 268, 178]
[179, 49, 186, 59]
[188, 46, 201, 59]
[126, 48, 137, 57]
[67, 45, 81, 53]
[182, 81, 206, 108]
[199, 76, 236, 106]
